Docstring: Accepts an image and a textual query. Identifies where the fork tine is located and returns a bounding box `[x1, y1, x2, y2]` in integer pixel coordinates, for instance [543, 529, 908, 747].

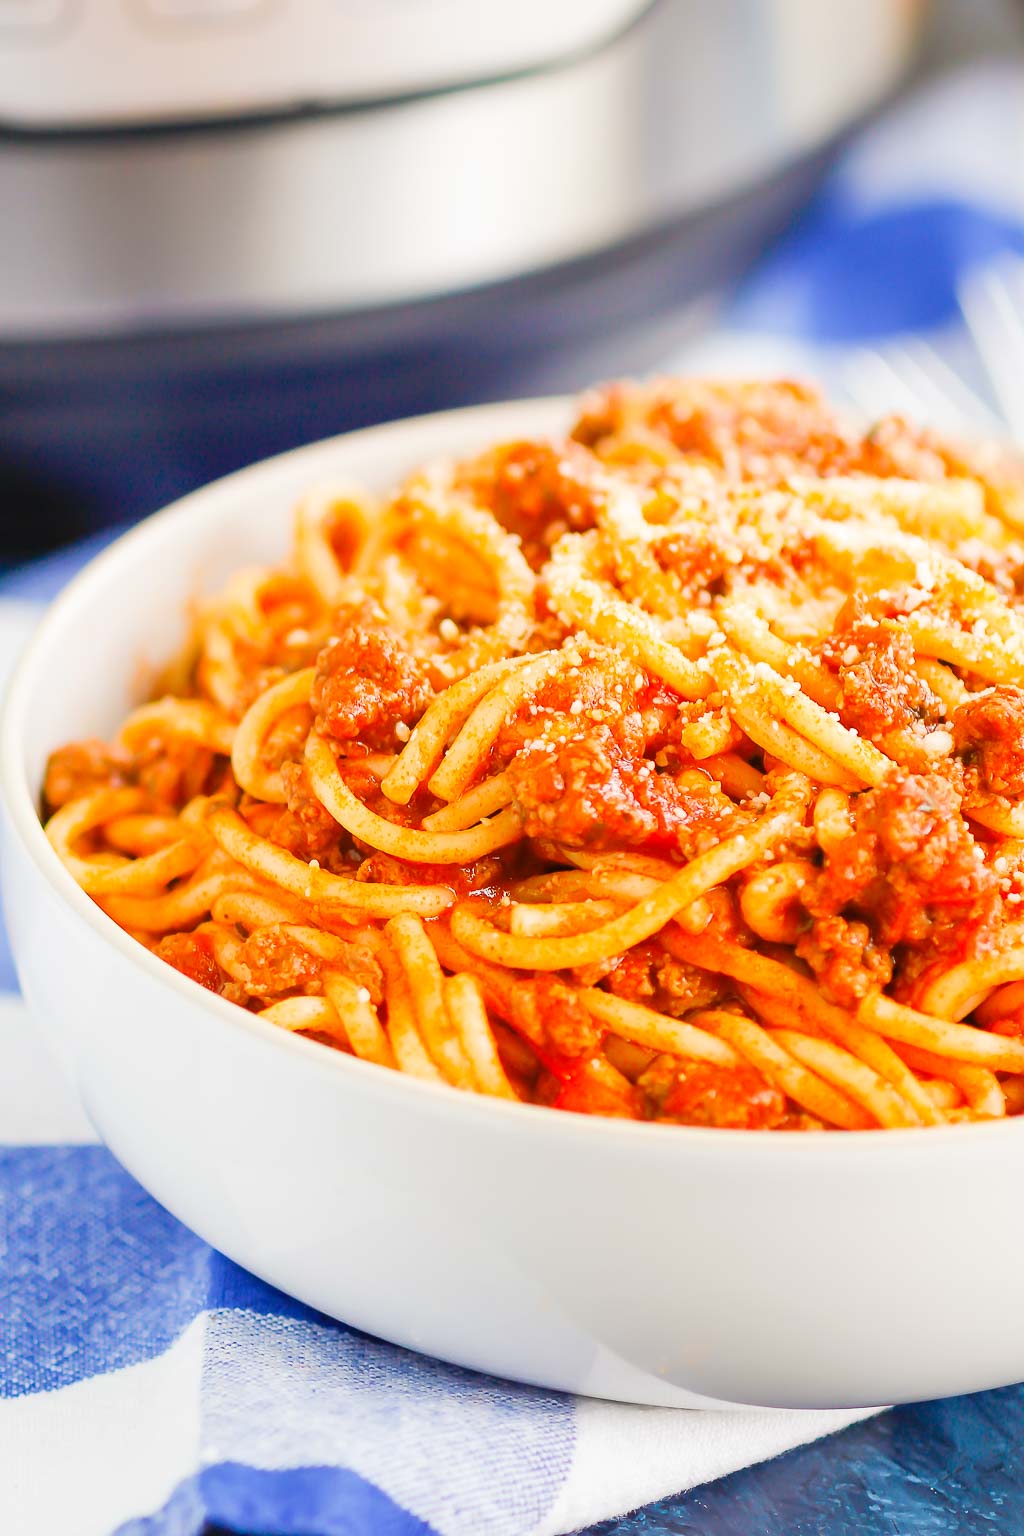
[843, 348, 925, 421]
[958, 255, 1024, 442]
[843, 341, 1000, 434]
[888, 339, 1003, 433]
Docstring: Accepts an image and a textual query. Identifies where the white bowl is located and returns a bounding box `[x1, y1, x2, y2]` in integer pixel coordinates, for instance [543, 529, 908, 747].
[3, 399, 1024, 1412]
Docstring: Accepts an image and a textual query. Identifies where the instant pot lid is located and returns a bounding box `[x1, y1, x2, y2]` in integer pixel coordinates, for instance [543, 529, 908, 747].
[0, 0, 921, 340]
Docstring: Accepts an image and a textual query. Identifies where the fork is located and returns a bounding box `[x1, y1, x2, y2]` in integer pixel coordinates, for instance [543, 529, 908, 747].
[842, 251, 1024, 441]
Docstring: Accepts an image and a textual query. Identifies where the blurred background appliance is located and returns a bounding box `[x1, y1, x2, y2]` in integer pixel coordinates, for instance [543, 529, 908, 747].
[1, 0, 926, 558]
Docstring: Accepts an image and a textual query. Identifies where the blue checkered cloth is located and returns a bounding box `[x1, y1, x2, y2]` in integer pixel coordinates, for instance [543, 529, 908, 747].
[1, 61, 1022, 1536]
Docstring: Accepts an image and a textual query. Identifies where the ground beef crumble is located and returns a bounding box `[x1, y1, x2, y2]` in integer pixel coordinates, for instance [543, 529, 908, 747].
[821, 598, 943, 747]
[312, 599, 434, 752]
[952, 686, 1024, 799]
[803, 771, 998, 955]
[507, 723, 733, 857]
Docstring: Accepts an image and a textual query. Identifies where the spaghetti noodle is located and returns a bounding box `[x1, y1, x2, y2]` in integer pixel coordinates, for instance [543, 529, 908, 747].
[43, 377, 1024, 1129]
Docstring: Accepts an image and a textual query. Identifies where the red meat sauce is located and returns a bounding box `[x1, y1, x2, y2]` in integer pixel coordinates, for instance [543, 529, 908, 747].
[151, 898, 789, 1128]
[49, 600, 1023, 1099]
[642, 1056, 790, 1131]
[453, 439, 604, 570]
[155, 920, 382, 1011]
[238, 756, 427, 870]
[274, 621, 741, 869]
[453, 945, 789, 1128]
[799, 771, 1000, 1007]
[43, 735, 229, 818]
[649, 523, 734, 600]
[820, 595, 945, 753]
[239, 780, 504, 901]
[471, 928, 734, 1068]
[305, 618, 747, 888]
[570, 376, 1024, 502]
[312, 597, 437, 753]
[153, 932, 225, 994]
[952, 685, 1024, 800]
[506, 726, 733, 858]
[533, 1031, 794, 1130]
[594, 914, 735, 1005]
[487, 648, 742, 858]
[438, 381, 1024, 587]
[43, 740, 128, 810]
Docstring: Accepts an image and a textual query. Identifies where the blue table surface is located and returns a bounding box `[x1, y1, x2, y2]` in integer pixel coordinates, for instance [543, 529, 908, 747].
[586, 1389, 1023, 1534]
[6, 541, 1022, 1536]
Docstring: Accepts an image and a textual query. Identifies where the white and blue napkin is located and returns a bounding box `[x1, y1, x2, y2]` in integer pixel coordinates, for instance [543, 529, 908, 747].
[2, 60, 1023, 1536]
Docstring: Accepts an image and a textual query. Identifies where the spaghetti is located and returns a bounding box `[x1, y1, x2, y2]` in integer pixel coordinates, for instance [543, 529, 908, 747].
[43, 377, 1024, 1129]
